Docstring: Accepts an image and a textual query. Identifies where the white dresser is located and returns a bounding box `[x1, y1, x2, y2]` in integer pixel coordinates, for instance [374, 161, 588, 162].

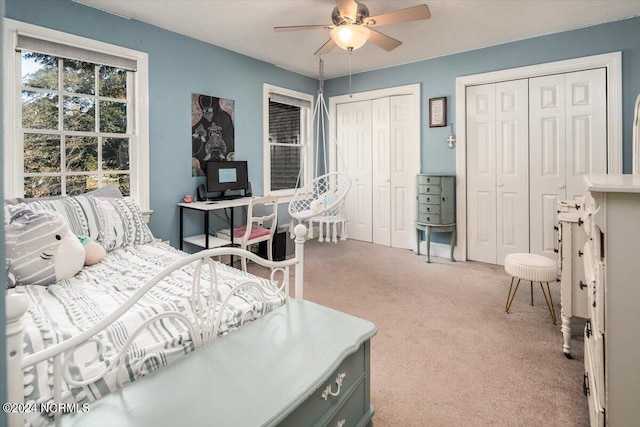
[581, 175, 640, 427]
[557, 201, 589, 358]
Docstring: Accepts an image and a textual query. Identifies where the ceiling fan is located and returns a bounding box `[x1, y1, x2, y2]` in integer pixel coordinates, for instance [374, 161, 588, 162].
[274, 0, 431, 55]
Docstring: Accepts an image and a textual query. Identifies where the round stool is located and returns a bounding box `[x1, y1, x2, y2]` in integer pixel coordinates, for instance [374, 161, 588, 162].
[504, 253, 557, 324]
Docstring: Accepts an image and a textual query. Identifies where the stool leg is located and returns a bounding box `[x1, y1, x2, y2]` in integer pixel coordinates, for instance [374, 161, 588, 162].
[506, 277, 521, 313]
[540, 282, 557, 324]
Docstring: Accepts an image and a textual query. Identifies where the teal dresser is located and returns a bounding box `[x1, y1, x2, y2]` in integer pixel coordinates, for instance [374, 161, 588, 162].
[416, 174, 456, 263]
[51, 301, 376, 427]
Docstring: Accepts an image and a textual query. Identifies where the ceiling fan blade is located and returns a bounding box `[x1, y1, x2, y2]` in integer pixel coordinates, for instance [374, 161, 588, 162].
[336, 0, 358, 23]
[274, 24, 332, 32]
[314, 38, 337, 56]
[364, 4, 431, 27]
[367, 29, 402, 51]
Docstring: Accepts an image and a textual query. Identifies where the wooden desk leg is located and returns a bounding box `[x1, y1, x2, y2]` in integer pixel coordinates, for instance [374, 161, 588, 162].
[426, 226, 432, 263]
[450, 227, 456, 262]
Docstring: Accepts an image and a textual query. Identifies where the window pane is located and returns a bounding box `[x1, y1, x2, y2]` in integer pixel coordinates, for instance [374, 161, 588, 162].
[22, 52, 58, 90]
[63, 96, 95, 131]
[104, 173, 130, 196]
[24, 134, 61, 173]
[269, 101, 301, 144]
[66, 136, 98, 172]
[66, 175, 98, 195]
[99, 65, 127, 99]
[100, 101, 127, 133]
[270, 145, 302, 191]
[22, 91, 58, 130]
[103, 138, 129, 170]
[63, 58, 95, 95]
[24, 176, 61, 198]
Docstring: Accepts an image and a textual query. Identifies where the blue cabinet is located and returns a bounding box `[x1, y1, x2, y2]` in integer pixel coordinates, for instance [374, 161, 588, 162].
[416, 174, 456, 263]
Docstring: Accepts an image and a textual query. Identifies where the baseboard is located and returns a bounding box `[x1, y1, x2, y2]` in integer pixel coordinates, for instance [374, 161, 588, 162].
[418, 241, 453, 260]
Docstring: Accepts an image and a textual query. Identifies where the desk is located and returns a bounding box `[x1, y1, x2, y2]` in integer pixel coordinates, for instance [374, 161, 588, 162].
[178, 197, 252, 251]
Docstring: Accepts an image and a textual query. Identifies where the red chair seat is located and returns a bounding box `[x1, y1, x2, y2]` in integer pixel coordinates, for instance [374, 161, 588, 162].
[232, 225, 270, 240]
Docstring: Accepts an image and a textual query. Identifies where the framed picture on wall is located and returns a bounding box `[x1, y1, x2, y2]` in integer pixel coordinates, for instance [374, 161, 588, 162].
[429, 97, 446, 127]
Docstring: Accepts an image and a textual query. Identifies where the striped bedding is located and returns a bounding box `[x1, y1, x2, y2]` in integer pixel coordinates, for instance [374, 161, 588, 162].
[7, 241, 286, 427]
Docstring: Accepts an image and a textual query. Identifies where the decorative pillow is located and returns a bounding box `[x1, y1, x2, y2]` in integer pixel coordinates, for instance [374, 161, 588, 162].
[27, 195, 106, 243]
[5, 205, 85, 288]
[99, 198, 154, 251]
[84, 184, 124, 199]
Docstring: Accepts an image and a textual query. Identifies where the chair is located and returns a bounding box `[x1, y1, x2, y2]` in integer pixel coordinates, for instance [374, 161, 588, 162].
[504, 253, 558, 324]
[218, 195, 279, 271]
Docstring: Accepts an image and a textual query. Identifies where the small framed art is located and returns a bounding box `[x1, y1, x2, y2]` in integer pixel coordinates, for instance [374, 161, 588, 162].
[429, 97, 446, 127]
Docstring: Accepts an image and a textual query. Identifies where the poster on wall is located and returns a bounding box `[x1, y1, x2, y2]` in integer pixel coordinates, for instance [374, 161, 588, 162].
[191, 93, 235, 176]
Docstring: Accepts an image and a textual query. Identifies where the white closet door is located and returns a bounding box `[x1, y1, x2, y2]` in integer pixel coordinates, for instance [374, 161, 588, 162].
[337, 100, 373, 242]
[371, 97, 391, 246]
[389, 95, 417, 250]
[467, 84, 497, 264]
[530, 69, 606, 259]
[530, 74, 567, 258]
[495, 80, 530, 264]
[565, 68, 607, 200]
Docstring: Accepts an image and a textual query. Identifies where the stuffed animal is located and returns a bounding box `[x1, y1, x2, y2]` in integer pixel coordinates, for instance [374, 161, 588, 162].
[5, 205, 85, 288]
[77, 235, 106, 266]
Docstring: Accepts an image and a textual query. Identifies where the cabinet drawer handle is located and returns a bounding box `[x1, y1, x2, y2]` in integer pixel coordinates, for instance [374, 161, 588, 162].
[578, 250, 583, 257]
[579, 281, 587, 290]
[337, 420, 346, 427]
[583, 373, 590, 396]
[321, 372, 346, 401]
[585, 320, 592, 338]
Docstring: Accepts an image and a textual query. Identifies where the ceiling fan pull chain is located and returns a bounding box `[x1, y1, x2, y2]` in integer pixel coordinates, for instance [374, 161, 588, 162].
[348, 47, 353, 98]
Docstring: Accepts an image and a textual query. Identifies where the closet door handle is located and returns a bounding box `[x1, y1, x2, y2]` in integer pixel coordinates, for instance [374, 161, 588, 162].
[497, 182, 504, 187]
[558, 184, 566, 189]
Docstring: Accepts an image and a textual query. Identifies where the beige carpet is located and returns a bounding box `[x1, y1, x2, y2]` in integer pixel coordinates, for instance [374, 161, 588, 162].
[251, 239, 589, 426]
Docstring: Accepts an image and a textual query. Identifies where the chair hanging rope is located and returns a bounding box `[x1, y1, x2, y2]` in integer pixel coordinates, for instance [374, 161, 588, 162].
[288, 58, 352, 242]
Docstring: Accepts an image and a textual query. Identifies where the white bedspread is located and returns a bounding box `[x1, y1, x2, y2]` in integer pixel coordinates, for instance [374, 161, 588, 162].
[7, 242, 286, 426]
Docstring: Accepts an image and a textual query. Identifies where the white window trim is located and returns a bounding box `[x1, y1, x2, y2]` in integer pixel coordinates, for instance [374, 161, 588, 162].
[263, 83, 313, 200]
[2, 18, 150, 211]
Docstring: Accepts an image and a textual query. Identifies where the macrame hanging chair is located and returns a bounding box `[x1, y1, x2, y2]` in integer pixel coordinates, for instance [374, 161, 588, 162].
[288, 59, 352, 243]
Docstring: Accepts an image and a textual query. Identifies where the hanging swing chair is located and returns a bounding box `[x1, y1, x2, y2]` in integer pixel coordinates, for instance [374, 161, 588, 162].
[288, 59, 352, 243]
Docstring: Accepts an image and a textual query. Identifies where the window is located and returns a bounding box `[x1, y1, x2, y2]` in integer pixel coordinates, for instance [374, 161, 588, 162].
[3, 20, 149, 209]
[263, 84, 313, 196]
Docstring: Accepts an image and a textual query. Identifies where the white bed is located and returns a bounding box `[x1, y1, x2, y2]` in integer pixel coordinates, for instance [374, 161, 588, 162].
[4, 194, 307, 427]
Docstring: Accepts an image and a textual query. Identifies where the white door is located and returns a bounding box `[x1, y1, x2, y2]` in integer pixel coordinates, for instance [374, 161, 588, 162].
[371, 98, 391, 246]
[389, 95, 418, 250]
[467, 84, 498, 264]
[530, 68, 606, 259]
[337, 101, 373, 242]
[495, 80, 530, 263]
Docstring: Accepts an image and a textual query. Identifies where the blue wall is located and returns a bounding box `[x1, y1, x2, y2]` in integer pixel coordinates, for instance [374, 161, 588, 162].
[4, 0, 318, 247]
[324, 16, 640, 175]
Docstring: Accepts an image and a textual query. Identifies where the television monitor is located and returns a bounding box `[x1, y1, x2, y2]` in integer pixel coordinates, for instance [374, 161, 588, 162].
[205, 161, 249, 197]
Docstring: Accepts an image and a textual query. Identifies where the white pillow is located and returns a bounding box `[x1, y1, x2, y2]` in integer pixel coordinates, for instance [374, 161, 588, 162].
[99, 198, 154, 251]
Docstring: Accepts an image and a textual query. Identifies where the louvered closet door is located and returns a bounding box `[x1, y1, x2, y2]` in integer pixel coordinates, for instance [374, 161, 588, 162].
[529, 69, 606, 259]
[467, 84, 498, 264]
[337, 101, 373, 242]
[372, 98, 391, 246]
[389, 94, 417, 250]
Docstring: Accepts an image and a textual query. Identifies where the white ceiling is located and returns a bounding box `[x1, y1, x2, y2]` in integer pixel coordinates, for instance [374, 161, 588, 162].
[76, 0, 640, 79]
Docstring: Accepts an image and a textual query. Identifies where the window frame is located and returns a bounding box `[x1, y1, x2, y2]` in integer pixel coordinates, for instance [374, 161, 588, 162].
[2, 19, 150, 211]
[263, 83, 313, 199]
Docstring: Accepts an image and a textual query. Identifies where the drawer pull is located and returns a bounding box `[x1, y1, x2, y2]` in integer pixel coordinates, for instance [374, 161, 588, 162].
[579, 281, 587, 290]
[337, 420, 346, 427]
[583, 373, 590, 396]
[578, 250, 583, 257]
[585, 320, 592, 338]
[321, 372, 346, 401]
[578, 218, 584, 226]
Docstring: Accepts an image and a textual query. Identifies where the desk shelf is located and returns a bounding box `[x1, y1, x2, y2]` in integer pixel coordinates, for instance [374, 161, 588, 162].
[182, 234, 231, 249]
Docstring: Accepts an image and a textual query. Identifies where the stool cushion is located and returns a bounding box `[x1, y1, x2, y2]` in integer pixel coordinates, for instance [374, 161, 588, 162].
[504, 253, 557, 283]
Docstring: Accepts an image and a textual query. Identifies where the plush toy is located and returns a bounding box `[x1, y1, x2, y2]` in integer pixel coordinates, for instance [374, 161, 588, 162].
[5, 205, 85, 288]
[77, 235, 106, 266]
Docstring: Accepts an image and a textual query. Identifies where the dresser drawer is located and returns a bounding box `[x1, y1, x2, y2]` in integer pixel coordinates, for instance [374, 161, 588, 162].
[280, 346, 365, 427]
[417, 213, 442, 224]
[417, 194, 441, 205]
[418, 203, 440, 215]
[418, 175, 441, 185]
[418, 184, 441, 195]
[582, 242, 604, 336]
[584, 322, 605, 427]
[323, 378, 366, 427]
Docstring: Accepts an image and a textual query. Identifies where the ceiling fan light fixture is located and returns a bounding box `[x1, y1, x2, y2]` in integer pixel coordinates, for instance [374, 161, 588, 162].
[330, 24, 370, 51]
